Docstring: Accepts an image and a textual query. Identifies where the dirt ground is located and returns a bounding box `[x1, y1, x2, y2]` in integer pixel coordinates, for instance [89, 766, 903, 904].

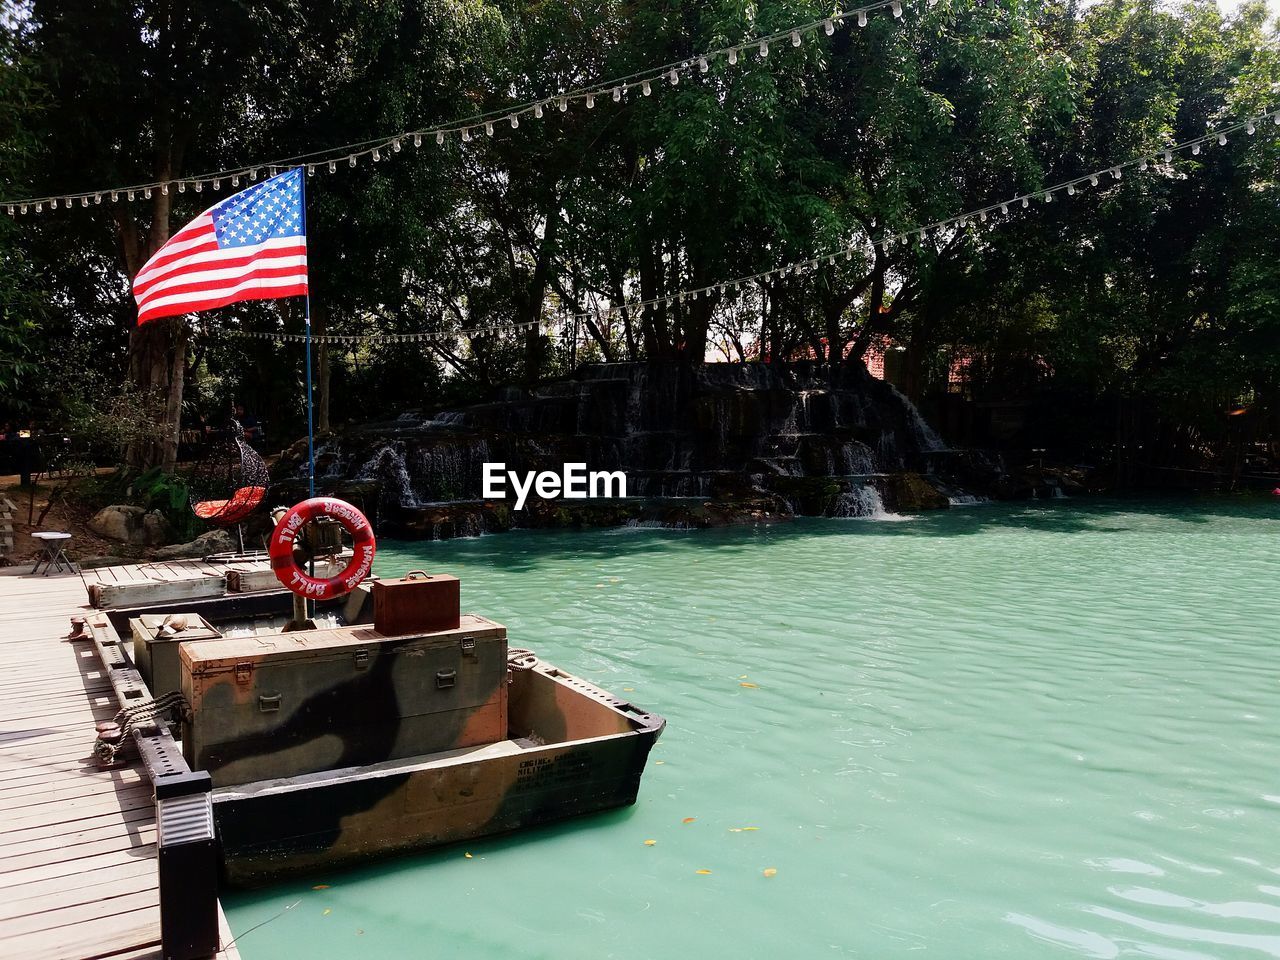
[0, 474, 123, 565]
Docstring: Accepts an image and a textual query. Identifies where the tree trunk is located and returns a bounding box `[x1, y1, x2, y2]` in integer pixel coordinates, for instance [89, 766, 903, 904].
[126, 318, 187, 473]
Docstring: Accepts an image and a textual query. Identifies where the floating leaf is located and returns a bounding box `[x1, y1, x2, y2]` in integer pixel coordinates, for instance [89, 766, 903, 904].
[356, 929, 364, 936]
[728, 828, 743, 833]
[695, 869, 713, 875]
[312, 884, 330, 890]
[623, 687, 635, 692]
[644, 839, 657, 846]
[740, 682, 758, 689]
[742, 826, 760, 831]
[763, 868, 778, 878]
[682, 817, 697, 824]
[654, 760, 665, 765]
[322, 908, 332, 916]
[739, 675, 748, 680]
[464, 852, 473, 859]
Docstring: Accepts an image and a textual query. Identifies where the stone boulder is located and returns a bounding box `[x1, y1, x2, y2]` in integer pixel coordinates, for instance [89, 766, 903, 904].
[885, 472, 950, 512]
[89, 505, 171, 545]
[153, 529, 237, 561]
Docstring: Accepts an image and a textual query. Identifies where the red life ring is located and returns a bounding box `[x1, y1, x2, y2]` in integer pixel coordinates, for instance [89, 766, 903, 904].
[269, 497, 376, 599]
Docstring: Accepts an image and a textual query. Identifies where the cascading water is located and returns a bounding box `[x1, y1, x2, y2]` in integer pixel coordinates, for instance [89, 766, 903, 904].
[831, 483, 894, 520]
[356, 443, 419, 508]
[286, 362, 979, 538]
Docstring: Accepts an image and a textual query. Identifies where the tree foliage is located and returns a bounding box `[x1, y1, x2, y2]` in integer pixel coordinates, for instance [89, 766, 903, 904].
[0, 0, 1276, 469]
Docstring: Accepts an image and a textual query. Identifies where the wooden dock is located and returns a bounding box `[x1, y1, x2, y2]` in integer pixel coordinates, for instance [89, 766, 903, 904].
[0, 563, 240, 960]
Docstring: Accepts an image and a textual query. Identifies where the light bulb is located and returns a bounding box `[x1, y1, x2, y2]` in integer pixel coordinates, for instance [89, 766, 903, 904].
[698, 57, 709, 72]
[824, 19, 834, 34]
[50, 198, 57, 209]
[1191, 143, 1200, 155]
[414, 133, 422, 147]
[327, 161, 335, 174]
[349, 154, 357, 166]
[534, 103, 544, 118]
[80, 196, 88, 206]
[642, 80, 651, 96]
[393, 138, 402, 152]
[94, 193, 102, 204]
[1067, 184, 1076, 195]
[485, 121, 494, 136]
[1217, 132, 1226, 145]
[728, 48, 738, 65]
[110, 192, 118, 202]
[1111, 167, 1121, 180]
[1247, 122, 1256, 135]
[858, 11, 868, 26]
[1273, 112, 1280, 125]
[891, 0, 902, 17]
[462, 127, 471, 141]
[436, 131, 445, 145]
[1000, 203, 1008, 214]
[509, 115, 519, 128]
[613, 86, 622, 101]
[1163, 150, 1172, 162]
[1044, 191, 1053, 202]
[128, 190, 135, 201]
[669, 68, 679, 84]
[35, 202, 41, 212]
[1021, 197, 1029, 208]
[194, 182, 202, 192]
[1089, 174, 1098, 186]
[214, 178, 222, 188]
[5, 205, 12, 216]
[586, 94, 595, 108]
[232, 175, 240, 186]
[178, 182, 186, 194]
[559, 96, 568, 111]
[1139, 158, 1147, 171]
[372, 147, 381, 161]
[160, 184, 167, 195]
[791, 30, 801, 46]
[250, 168, 258, 180]
[979, 210, 987, 221]
[759, 40, 768, 57]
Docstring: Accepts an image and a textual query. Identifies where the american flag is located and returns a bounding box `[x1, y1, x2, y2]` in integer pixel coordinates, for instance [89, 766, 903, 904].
[133, 169, 308, 324]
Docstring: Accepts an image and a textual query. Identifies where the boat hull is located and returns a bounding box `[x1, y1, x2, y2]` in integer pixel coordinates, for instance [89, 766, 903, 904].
[212, 663, 664, 885]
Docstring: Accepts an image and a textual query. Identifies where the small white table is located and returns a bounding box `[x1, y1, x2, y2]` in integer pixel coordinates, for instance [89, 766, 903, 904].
[31, 531, 74, 576]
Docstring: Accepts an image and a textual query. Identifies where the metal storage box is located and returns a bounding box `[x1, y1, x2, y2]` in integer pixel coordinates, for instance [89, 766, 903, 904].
[180, 615, 508, 787]
[131, 613, 223, 698]
[372, 571, 460, 635]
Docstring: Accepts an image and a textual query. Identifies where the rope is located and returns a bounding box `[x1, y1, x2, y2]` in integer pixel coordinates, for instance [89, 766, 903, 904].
[508, 648, 540, 672]
[94, 691, 191, 766]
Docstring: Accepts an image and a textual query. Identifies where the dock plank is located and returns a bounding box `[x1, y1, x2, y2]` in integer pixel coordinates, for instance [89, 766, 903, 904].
[0, 566, 238, 960]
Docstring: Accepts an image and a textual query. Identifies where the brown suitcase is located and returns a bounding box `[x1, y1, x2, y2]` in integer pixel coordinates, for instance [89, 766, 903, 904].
[180, 615, 507, 787]
[373, 570, 460, 635]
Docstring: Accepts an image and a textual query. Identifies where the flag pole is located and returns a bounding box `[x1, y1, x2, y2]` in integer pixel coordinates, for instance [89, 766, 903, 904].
[300, 170, 316, 623]
[300, 170, 315, 500]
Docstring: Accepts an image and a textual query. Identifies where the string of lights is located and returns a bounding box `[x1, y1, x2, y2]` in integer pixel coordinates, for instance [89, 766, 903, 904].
[221, 104, 1279, 346]
[224, 319, 543, 346]
[3, 0, 922, 215]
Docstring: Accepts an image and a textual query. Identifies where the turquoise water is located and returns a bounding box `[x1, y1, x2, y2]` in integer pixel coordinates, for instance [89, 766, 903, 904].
[224, 497, 1280, 959]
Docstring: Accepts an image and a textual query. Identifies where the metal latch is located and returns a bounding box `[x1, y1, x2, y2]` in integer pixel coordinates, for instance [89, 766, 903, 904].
[258, 694, 281, 712]
[436, 669, 457, 689]
[353, 649, 370, 670]
[460, 637, 476, 656]
[234, 662, 253, 684]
